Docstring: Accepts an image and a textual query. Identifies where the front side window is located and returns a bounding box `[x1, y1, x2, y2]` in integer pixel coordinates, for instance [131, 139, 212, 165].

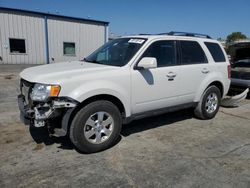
[141, 40, 176, 67]
[9, 38, 26, 53]
[63, 42, 76, 56]
[180, 41, 207, 64]
[84, 38, 146, 67]
[205, 42, 226, 62]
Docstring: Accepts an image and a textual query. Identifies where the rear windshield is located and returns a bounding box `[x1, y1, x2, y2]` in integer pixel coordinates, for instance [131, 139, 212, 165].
[205, 42, 226, 62]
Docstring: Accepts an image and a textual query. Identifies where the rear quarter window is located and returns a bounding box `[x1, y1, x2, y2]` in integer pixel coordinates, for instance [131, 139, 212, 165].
[205, 42, 226, 62]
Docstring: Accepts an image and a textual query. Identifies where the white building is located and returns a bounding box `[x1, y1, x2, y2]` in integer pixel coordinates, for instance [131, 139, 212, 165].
[0, 7, 109, 64]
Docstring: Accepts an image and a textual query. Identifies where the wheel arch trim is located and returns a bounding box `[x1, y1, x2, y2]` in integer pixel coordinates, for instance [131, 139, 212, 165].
[194, 75, 225, 102]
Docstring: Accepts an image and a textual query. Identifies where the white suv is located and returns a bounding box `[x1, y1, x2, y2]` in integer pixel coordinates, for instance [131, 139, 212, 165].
[18, 32, 231, 153]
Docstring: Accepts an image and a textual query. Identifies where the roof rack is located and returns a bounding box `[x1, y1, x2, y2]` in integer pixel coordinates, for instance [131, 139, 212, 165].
[138, 33, 154, 35]
[160, 31, 212, 39]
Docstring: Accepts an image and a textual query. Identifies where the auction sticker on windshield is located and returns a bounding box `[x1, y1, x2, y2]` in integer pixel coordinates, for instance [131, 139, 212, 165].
[128, 39, 145, 44]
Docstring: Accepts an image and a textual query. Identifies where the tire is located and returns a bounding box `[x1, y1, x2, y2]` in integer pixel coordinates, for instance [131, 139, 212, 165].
[194, 86, 221, 120]
[70, 100, 122, 153]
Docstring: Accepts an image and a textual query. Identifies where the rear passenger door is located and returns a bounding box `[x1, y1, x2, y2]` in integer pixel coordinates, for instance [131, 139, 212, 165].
[177, 40, 209, 103]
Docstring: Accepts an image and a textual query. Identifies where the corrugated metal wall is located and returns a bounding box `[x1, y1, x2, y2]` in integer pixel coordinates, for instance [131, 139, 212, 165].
[0, 10, 106, 64]
[47, 17, 105, 63]
[0, 11, 46, 64]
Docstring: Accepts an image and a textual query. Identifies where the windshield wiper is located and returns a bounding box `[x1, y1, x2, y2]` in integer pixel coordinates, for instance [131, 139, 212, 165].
[83, 58, 102, 64]
[82, 58, 91, 62]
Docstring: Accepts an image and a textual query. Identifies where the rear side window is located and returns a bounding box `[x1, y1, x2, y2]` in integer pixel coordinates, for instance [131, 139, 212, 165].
[179, 41, 207, 64]
[205, 42, 226, 62]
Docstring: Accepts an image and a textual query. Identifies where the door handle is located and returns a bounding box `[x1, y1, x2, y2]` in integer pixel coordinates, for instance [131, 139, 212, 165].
[166, 72, 177, 78]
[201, 68, 209, 74]
[166, 72, 177, 81]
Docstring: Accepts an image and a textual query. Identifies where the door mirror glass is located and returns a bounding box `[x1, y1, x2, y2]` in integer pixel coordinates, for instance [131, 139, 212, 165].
[137, 57, 157, 69]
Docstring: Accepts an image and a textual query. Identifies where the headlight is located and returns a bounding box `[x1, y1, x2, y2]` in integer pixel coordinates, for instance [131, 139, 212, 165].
[30, 84, 61, 101]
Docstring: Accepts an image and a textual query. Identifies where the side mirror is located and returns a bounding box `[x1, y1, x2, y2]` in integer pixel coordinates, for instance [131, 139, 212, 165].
[137, 57, 157, 69]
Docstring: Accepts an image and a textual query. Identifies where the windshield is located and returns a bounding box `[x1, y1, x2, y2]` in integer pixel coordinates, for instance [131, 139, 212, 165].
[84, 38, 146, 67]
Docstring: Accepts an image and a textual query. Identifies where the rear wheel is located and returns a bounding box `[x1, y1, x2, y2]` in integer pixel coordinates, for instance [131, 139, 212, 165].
[194, 86, 221, 119]
[70, 100, 122, 153]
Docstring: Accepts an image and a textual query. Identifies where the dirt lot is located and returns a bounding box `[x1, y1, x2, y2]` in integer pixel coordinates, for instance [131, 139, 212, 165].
[0, 65, 250, 188]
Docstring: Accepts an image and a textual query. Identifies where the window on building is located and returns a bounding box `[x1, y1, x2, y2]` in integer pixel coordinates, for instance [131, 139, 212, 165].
[9, 38, 26, 53]
[63, 42, 75, 56]
[141, 40, 176, 67]
[205, 42, 226, 62]
[179, 41, 207, 64]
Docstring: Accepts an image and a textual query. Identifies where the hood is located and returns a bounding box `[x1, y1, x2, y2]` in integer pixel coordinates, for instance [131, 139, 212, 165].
[20, 61, 117, 84]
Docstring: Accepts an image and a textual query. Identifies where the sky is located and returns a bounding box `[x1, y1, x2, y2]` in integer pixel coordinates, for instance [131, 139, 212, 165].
[0, 0, 250, 39]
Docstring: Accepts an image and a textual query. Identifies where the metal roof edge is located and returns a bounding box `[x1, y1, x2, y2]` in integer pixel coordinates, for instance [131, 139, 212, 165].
[0, 6, 109, 25]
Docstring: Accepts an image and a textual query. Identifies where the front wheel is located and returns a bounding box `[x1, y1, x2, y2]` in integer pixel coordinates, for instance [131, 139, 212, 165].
[70, 100, 122, 153]
[194, 86, 221, 119]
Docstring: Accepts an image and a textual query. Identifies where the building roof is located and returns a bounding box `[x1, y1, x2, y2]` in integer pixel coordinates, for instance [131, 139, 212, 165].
[0, 7, 109, 25]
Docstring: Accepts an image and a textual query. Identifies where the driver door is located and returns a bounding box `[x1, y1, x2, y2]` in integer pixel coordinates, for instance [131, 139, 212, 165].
[131, 40, 183, 114]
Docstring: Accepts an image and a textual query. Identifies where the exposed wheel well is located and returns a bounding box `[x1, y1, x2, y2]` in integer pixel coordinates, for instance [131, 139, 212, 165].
[208, 81, 224, 96]
[66, 95, 126, 133]
[79, 94, 125, 116]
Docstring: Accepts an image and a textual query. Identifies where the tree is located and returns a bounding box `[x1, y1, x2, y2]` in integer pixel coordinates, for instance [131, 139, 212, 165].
[226, 32, 247, 43]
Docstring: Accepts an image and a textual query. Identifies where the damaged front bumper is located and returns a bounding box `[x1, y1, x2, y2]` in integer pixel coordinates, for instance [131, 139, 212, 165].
[18, 94, 78, 136]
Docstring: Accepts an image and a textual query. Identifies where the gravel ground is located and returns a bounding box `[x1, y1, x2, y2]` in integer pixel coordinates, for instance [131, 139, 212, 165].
[0, 65, 250, 188]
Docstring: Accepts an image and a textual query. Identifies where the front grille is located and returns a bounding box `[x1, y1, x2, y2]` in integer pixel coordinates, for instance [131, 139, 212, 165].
[20, 79, 33, 105]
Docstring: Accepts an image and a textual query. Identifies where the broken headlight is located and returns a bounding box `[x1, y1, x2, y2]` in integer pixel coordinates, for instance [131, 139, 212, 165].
[30, 84, 60, 102]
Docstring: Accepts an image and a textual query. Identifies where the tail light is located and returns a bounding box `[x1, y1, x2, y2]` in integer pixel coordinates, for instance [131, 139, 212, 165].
[227, 64, 231, 79]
